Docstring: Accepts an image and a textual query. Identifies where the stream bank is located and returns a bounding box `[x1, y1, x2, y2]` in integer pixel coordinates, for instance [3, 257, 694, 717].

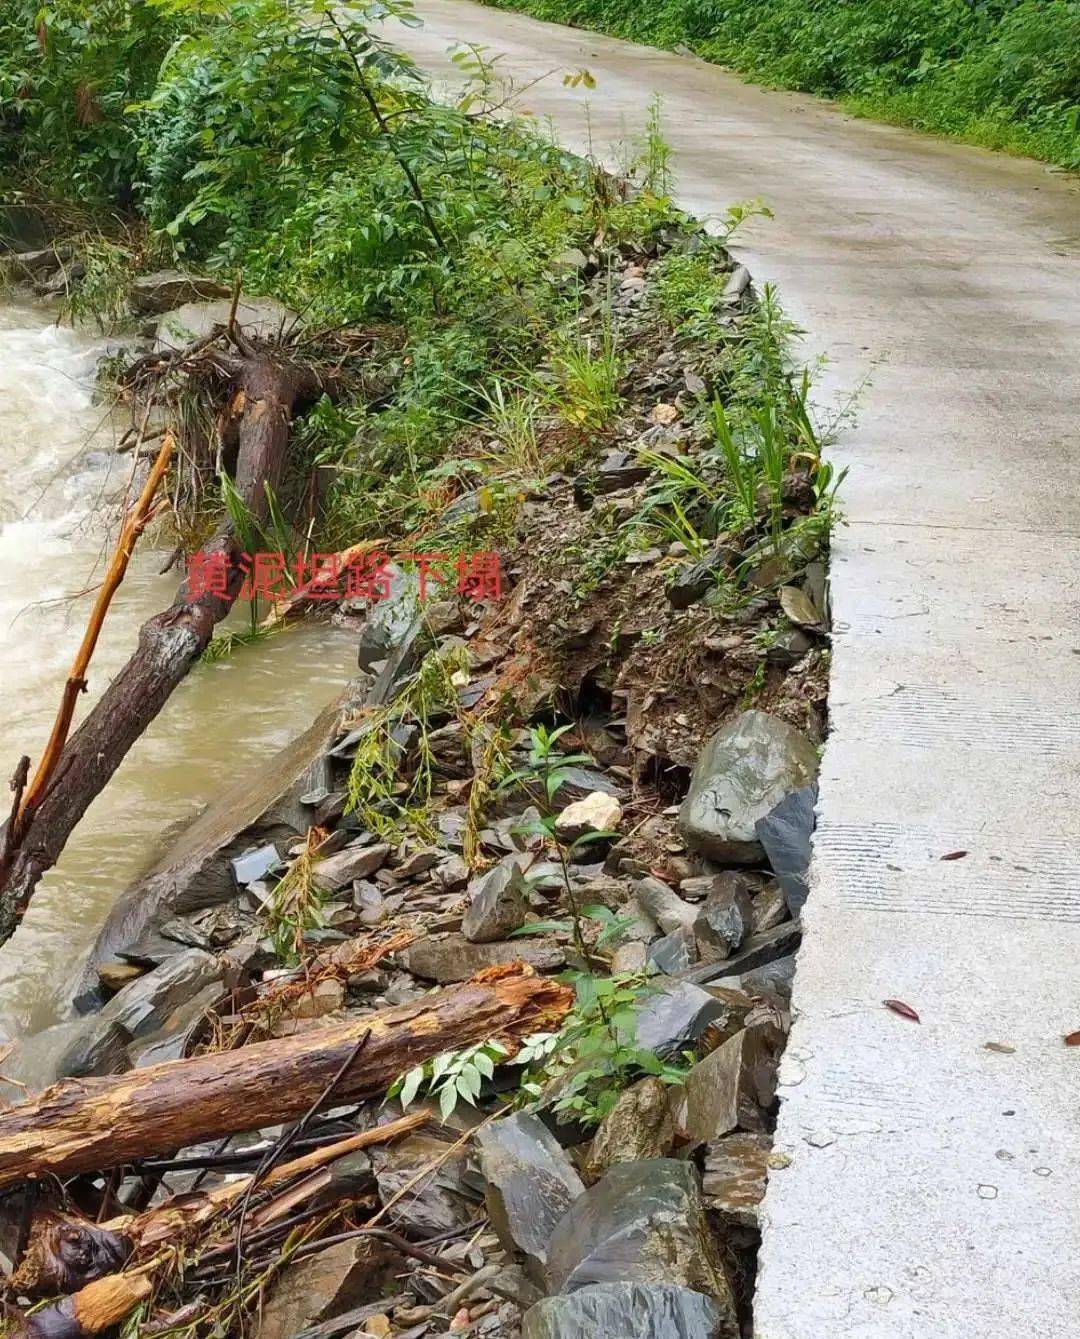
[1, 219, 832, 1339]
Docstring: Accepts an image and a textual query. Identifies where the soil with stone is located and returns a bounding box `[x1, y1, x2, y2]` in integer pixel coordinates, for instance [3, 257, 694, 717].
[0, 239, 829, 1339]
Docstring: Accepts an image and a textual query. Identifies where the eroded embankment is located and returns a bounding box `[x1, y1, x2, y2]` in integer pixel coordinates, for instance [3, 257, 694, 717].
[0, 221, 832, 1339]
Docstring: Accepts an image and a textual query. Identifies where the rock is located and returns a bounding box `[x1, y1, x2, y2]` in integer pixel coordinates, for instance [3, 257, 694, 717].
[129, 270, 230, 315]
[679, 711, 818, 863]
[667, 545, 739, 610]
[356, 563, 423, 673]
[2, 245, 68, 281]
[128, 982, 224, 1066]
[702, 1132, 771, 1227]
[630, 876, 697, 936]
[374, 1133, 478, 1235]
[751, 880, 788, 933]
[647, 926, 698, 974]
[609, 897, 659, 947]
[675, 1022, 785, 1149]
[399, 934, 564, 984]
[741, 953, 797, 1000]
[462, 856, 529, 943]
[755, 783, 818, 915]
[155, 297, 298, 350]
[766, 627, 814, 668]
[545, 1160, 734, 1318]
[255, 1236, 394, 1339]
[271, 977, 345, 1034]
[723, 265, 751, 302]
[432, 854, 470, 892]
[526, 766, 617, 807]
[231, 843, 281, 887]
[683, 921, 801, 985]
[694, 876, 755, 960]
[522, 1282, 734, 1339]
[316, 841, 392, 891]
[393, 847, 441, 879]
[779, 584, 823, 629]
[584, 1078, 674, 1180]
[101, 948, 222, 1041]
[634, 981, 730, 1059]
[554, 792, 623, 844]
[610, 941, 647, 974]
[98, 960, 145, 992]
[476, 1113, 585, 1283]
[56, 1018, 132, 1080]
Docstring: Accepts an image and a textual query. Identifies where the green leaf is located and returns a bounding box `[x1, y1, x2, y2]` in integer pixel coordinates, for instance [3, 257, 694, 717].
[399, 1064, 424, 1108]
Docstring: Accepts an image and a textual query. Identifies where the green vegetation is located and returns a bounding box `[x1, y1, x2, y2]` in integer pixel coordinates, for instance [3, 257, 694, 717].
[481, 0, 1080, 169]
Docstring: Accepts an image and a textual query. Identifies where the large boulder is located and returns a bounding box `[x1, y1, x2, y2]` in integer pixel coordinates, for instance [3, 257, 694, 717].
[356, 563, 423, 673]
[678, 710, 818, 863]
[522, 1282, 735, 1339]
[544, 1159, 736, 1327]
[77, 690, 357, 1010]
[129, 271, 230, 315]
[100, 948, 222, 1041]
[476, 1113, 585, 1283]
[155, 297, 299, 350]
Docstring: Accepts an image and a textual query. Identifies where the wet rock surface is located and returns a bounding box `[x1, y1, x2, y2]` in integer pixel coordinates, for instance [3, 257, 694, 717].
[477, 1113, 585, 1282]
[545, 1159, 736, 1321]
[679, 711, 818, 863]
[522, 1282, 735, 1339]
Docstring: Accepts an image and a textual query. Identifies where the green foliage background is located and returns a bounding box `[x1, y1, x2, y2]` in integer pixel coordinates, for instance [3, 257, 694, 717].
[481, 0, 1080, 168]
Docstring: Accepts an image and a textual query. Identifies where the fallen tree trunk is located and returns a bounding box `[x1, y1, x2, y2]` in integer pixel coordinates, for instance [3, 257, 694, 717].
[0, 964, 572, 1192]
[0, 349, 320, 943]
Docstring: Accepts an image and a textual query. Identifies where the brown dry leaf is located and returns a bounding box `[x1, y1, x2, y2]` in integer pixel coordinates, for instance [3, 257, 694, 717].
[1064, 1030, 1080, 1047]
[939, 850, 968, 861]
[984, 1041, 1015, 1054]
[883, 998, 920, 1023]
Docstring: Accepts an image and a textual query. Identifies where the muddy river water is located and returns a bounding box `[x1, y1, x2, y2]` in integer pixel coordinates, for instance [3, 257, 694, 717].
[0, 303, 353, 1041]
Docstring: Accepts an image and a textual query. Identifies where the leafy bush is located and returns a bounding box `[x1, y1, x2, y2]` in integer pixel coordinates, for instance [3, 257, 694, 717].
[481, 0, 1080, 168]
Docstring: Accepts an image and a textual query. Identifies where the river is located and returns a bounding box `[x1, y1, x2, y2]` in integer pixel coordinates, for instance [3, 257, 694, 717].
[0, 302, 353, 1042]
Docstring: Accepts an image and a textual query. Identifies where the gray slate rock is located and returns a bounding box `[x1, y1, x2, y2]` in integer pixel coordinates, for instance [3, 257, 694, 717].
[682, 921, 801, 986]
[399, 933, 565, 984]
[316, 841, 391, 891]
[523, 1282, 734, 1339]
[101, 948, 222, 1041]
[755, 782, 818, 914]
[356, 563, 422, 673]
[679, 711, 818, 863]
[545, 1159, 735, 1318]
[634, 980, 729, 1059]
[694, 875, 755, 959]
[477, 1112, 585, 1283]
[647, 925, 698, 974]
[462, 855, 530, 943]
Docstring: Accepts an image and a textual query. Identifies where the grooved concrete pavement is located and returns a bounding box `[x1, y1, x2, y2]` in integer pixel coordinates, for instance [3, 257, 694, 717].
[387, 5, 1080, 1333]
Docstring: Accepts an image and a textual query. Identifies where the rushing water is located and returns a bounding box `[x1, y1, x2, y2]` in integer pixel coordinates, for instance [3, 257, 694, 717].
[0, 302, 354, 1041]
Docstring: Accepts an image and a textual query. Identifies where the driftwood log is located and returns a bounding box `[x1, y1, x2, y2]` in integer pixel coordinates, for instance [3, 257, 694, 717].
[0, 349, 322, 942]
[0, 964, 572, 1192]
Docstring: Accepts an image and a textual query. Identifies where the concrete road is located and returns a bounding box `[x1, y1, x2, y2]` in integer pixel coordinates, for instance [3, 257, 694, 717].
[388, 5, 1080, 1334]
